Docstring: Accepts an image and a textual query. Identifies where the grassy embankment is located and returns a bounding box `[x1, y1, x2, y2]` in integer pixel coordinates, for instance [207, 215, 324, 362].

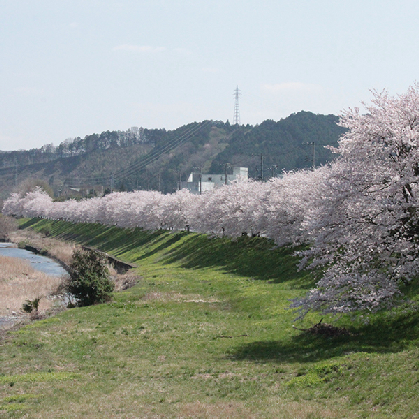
[1, 218, 419, 418]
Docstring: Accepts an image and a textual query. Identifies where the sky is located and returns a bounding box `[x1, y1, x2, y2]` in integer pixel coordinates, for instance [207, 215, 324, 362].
[1, 0, 419, 151]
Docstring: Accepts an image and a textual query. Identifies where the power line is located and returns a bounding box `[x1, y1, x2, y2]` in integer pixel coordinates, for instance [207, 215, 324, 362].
[63, 120, 212, 187]
[113, 121, 211, 181]
[65, 122, 208, 185]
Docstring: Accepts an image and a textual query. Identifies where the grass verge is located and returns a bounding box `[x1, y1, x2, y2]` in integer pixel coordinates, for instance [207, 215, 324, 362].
[0, 218, 418, 418]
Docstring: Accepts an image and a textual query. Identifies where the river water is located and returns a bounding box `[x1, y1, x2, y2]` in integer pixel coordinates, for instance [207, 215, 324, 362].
[0, 242, 67, 277]
[0, 242, 68, 329]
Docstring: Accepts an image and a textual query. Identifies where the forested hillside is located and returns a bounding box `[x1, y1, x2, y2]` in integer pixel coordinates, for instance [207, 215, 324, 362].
[0, 111, 345, 201]
[209, 112, 345, 176]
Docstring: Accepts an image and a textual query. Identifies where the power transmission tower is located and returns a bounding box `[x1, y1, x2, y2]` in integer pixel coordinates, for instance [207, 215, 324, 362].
[233, 86, 241, 125]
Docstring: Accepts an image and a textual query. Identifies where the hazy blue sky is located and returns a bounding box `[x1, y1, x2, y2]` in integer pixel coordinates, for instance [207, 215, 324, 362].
[1, 0, 419, 151]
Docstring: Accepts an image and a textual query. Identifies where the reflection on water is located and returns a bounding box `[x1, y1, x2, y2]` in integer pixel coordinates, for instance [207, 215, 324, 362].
[0, 242, 67, 277]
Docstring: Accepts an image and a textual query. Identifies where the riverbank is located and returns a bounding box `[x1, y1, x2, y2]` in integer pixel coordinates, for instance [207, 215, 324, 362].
[1, 218, 419, 418]
[0, 228, 141, 334]
[1, 229, 75, 330]
[0, 252, 63, 316]
[9, 229, 76, 267]
[6, 229, 141, 305]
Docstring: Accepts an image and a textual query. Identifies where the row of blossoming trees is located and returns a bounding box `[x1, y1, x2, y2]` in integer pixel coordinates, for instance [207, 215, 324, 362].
[5, 86, 419, 318]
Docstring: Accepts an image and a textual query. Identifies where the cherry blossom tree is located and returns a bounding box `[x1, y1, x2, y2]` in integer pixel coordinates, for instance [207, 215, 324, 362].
[191, 180, 264, 237]
[255, 168, 328, 247]
[10, 84, 419, 320]
[2, 193, 21, 216]
[159, 189, 194, 231]
[3, 187, 53, 219]
[292, 84, 419, 317]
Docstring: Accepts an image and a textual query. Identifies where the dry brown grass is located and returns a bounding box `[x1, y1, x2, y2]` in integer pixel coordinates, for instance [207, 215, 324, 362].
[0, 254, 34, 280]
[113, 273, 140, 291]
[9, 230, 76, 266]
[7, 230, 138, 301]
[0, 255, 63, 315]
[0, 214, 18, 240]
[9, 230, 120, 275]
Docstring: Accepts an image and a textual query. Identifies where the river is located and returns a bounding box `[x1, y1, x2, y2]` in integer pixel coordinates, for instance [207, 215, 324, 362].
[0, 242, 68, 330]
[0, 242, 67, 277]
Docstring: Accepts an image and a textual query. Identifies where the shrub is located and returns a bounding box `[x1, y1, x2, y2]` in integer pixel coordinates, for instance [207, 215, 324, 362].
[67, 249, 114, 306]
[22, 297, 41, 314]
[0, 214, 18, 240]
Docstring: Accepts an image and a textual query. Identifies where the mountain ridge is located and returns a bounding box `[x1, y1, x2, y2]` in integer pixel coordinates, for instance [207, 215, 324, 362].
[0, 111, 346, 201]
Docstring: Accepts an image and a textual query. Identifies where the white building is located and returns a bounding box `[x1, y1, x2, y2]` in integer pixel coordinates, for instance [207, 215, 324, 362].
[182, 166, 248, 194]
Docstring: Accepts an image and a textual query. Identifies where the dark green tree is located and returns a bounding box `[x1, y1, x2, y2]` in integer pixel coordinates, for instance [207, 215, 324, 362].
[67, 249, 114, 306]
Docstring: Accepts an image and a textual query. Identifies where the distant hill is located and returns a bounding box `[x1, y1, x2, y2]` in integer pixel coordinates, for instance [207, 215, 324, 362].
[0, 111, 346, 202]
[209, 111, 345, 176]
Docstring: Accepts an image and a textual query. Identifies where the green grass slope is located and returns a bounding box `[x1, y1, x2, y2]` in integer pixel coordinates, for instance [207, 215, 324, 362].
[1, 219, 419, 418]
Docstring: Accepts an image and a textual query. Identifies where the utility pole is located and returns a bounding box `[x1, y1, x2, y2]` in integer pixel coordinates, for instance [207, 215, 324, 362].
[193, 167, 202, 194]
[110, 173, 114, 193]
[233, 86, 241, 125]
[260, 153, 264, 181]
[14, 156, 18, 187]
[178, 171, 182, 190]
[303, 142, 316, 170]
[252, 153, 264, 181]
[199, 170, 202, 195]
[158, 173, 161, 192]
[270, 165, 278, 178]
[224, 163, 230, 185]
[146, 169, 150, 190]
